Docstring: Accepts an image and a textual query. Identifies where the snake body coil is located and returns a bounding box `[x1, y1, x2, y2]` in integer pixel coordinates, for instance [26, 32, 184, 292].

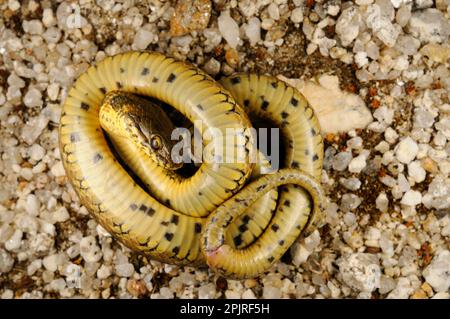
[59, 52, 324, 278]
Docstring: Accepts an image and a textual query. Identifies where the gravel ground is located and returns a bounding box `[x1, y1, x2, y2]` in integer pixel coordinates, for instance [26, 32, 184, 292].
[0, 0, 449, 299]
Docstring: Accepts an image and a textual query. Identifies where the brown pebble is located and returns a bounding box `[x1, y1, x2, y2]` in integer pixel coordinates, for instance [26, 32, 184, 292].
[244, 279, 257, 289]
[225, 48, 239, 67]
[420, 157, 438, 174]
[215, 276, 228, 290]
[126, 279, 148, 297]
[170, 0, 212, 37]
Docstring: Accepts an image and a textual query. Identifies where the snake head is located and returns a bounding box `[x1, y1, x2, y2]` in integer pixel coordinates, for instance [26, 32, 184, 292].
[131, 114, 183, 170]
[100, 91, 183, 171]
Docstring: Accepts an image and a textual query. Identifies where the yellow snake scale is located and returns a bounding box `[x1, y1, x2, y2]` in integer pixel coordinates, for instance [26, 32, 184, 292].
[59, 51, 325, 278]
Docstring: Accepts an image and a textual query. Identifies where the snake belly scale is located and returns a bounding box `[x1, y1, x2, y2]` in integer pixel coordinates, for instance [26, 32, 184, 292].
[59, 51, 324, 278]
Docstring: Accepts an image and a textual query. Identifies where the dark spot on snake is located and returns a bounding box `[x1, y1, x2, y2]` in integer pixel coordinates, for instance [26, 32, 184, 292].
[116, 81, 123, 89]
[238, 224, 247, 233]
[256, 184, 266, 191]
[167, 73, 176, 83]
[93, 153, 103, 163]
[170, 215, 179, 225]
[291, 97, 298, 107]
[292, 161, 300, 168]
[278, 240, 285, 246]
[196, 104, 203, 110]
[284, 200, 291, 207]
[233, 235, 242, 247]
[194, 223, 202, 233]
[261, 99, 269, 110]
[271, 224, 279, 232]
[120, 67, 125, 73]
[281, 120, 288, 128]
[243, 99, 250, 107]
[311, 128, 316, 135]
[130, 204, 138, 211]
[99, 87, 106, 94]
[152, 77, 159, 83]
[288, 140, 294, 149]
[172, 246, 180, 255]
[161, 221, 169, 226]
[165, 199, 171, 206]
[281, 111, 289, 119]
[139, 204, 148, 212]
[242, 215, 250, 224]
[230, 77, 241, 85]
[164, 232, 174, 241]
[198, 192, 203, 196]
[211, 217, 218, 223]
[70, 133, 80, 143]
[141, 67, 149, 76]
[305, 149, 310, 156]
[80, 102, 89, 111]
[267, 256, 274, 262]
[271, 82, 278, 88]
[147, 207, 156, 216]
[313, 154, 319, 161]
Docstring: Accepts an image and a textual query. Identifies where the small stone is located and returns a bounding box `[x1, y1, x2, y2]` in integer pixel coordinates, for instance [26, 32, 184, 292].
[420, 43, 450, 64]
[244, 17, 261, 46]
[262, 286, 281, 299]
[21, 113, 50, 145]
[170, 0, 212, 37]
[348, 153, 368, 173]
[333, 152, 353, 171]
[407, 161, 426, 183]
[53, 207, 70, 223]
[133, 28, 155, 51]
[97, 265, 112, 280]
[127, 279, 148, 297]
[387, 277, 414, 299]
[423, 250, 450, 293]
[43, 254, 64, 272]
[198, 283, 217, 299]
[401, 190, 422, 206]
[26, 194, 40, 216]
[408, 9, 450, 43]
[290, 8, 304, 24]
[395, 137, 418, 164]
[242, 289, 257, 299]
[378, 275, 396, 294]
[396, 4, 411, 27]
[203, 58, 221, 75]
[47, 83, 60, 101]
[115, 263, 134, 277]
[338, 253, 381, 292]
[79, 236, 102, 263]
[50, 161, 65, 177]
[0, 248, 14, 273]
[5, 229, 22, 251]
[23, 19, 44, 35]
[29, 144, 46, 162]
[218, 10, 240, 49]
[335, 7, 361, 47]
[23, 87, 43, 108]
[339, 177, 362, 191]
[340, 193, 362, 212]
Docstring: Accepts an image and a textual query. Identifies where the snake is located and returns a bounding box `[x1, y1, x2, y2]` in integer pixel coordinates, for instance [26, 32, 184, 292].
[59, 51, 324, 278]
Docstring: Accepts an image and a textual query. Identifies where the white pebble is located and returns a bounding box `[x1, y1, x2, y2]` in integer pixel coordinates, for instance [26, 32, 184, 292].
[290, 8, 304, 24]
[218, 10, 240, 49]
[375, 192, 389, 212]
[23, 87, 43, 108]
[115, 263, 135, 277]
[401, 190, 422, 206]
[395, 137, 418, 164]
[5, 229, 23, 251]
[407, 161, 426, 183]
[29, 144, 46, 162]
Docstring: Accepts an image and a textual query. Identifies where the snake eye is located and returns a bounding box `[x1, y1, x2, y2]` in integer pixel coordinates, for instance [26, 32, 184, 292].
[150, 135, 162, 150]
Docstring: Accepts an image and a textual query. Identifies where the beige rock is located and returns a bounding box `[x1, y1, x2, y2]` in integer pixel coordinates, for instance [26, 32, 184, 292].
[279, 75, 373, 134]
[420, 44, 450, 64]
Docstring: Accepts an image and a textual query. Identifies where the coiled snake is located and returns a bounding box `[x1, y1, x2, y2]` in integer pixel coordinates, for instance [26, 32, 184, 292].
[59, 51, 324, 278]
